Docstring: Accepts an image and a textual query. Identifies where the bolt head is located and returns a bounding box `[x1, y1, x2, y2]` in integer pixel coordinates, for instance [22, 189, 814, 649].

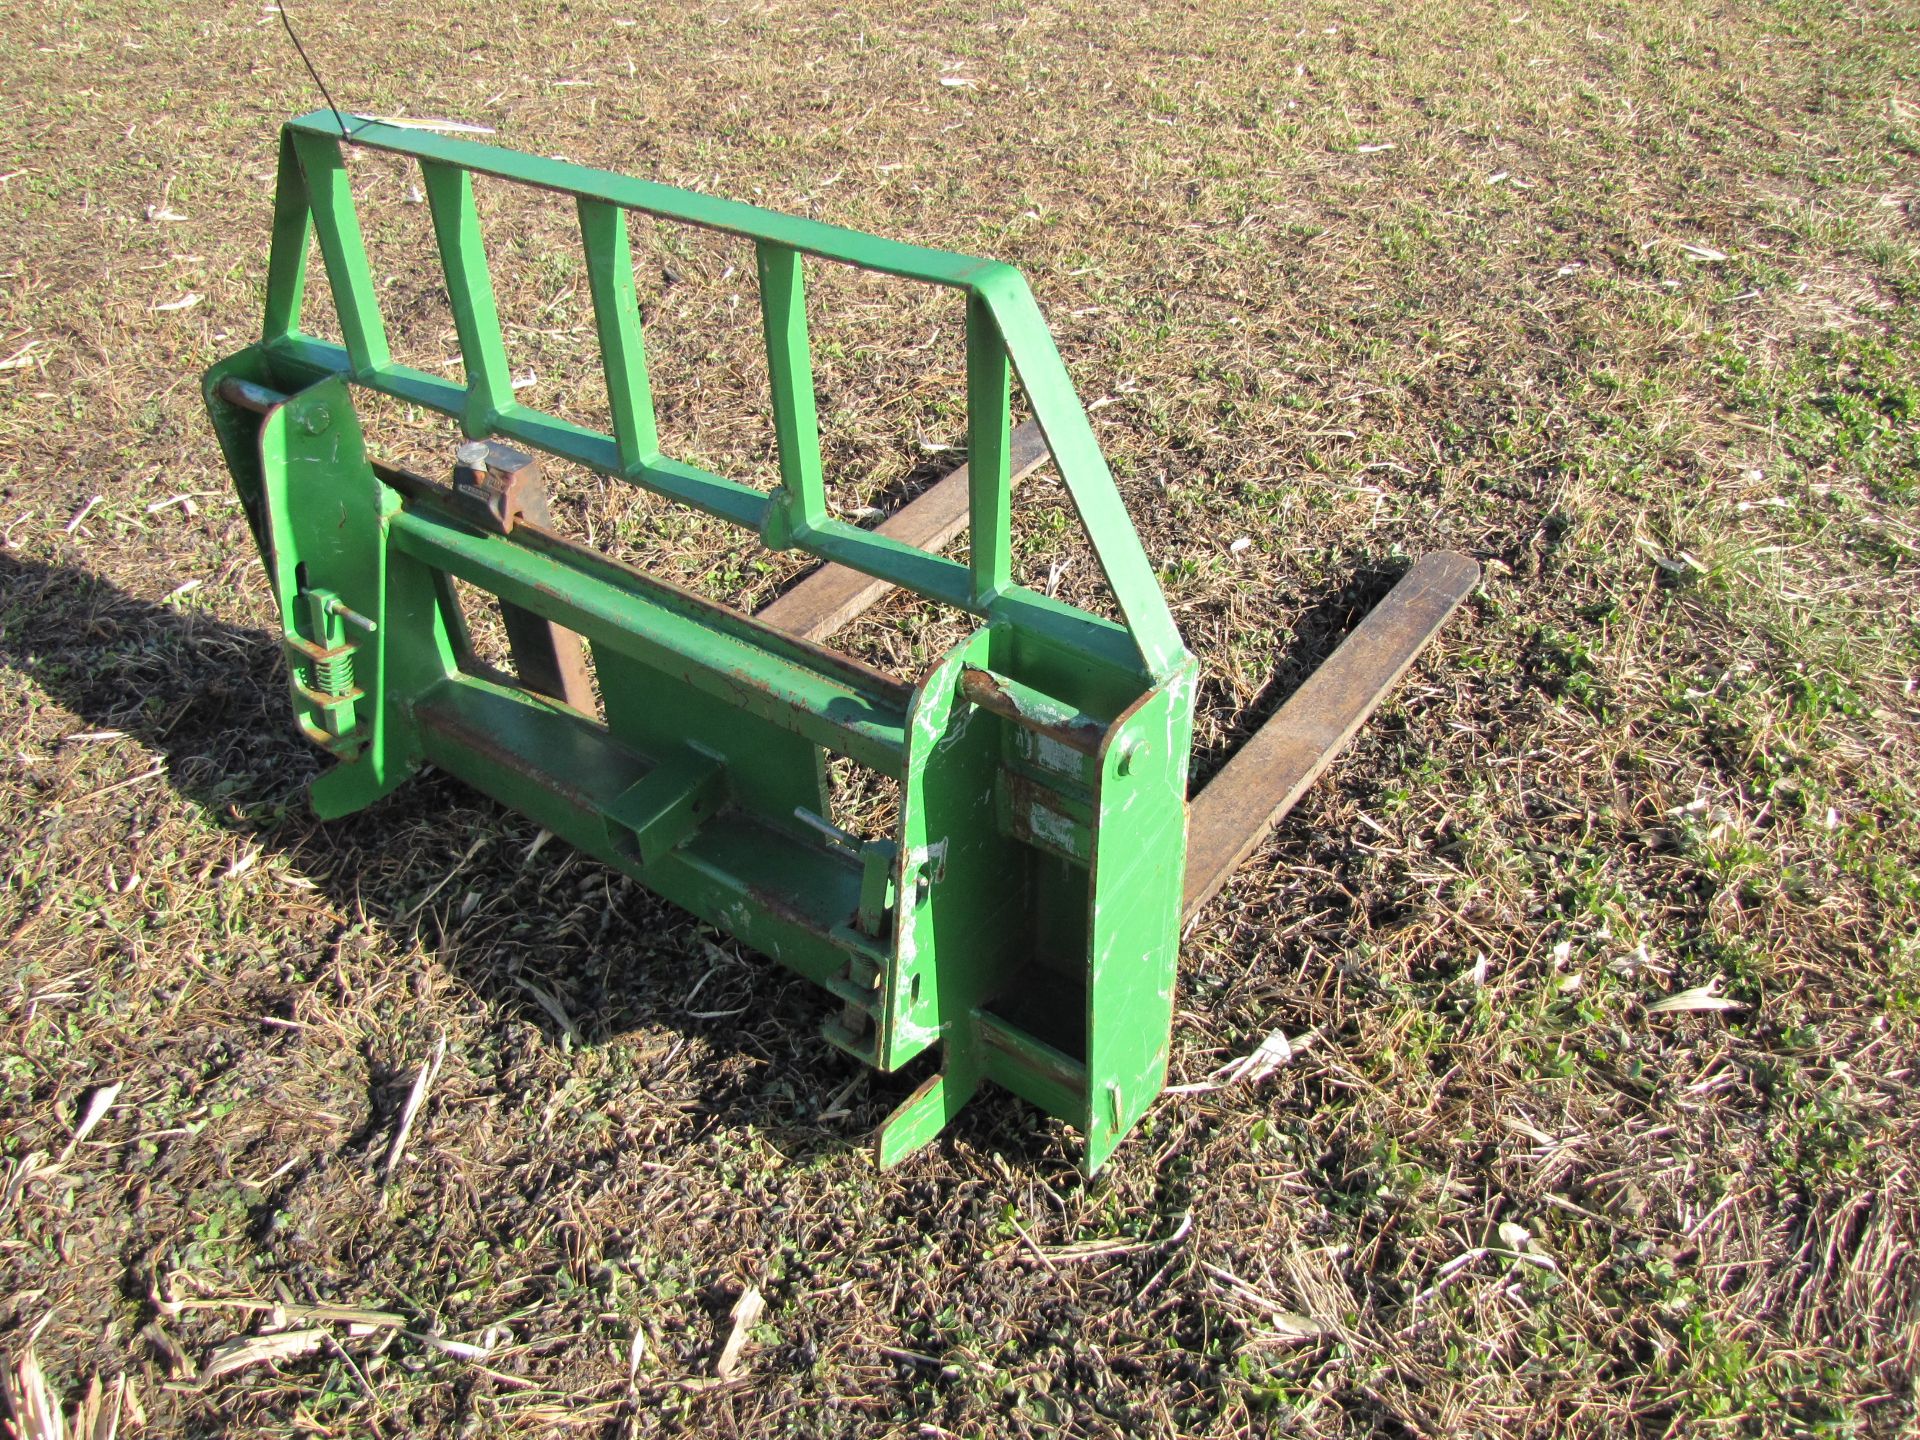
[299, 404, 332, 436]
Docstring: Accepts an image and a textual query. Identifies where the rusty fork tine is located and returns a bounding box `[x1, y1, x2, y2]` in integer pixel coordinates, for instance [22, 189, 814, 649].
[1182, 551, 1480, 922]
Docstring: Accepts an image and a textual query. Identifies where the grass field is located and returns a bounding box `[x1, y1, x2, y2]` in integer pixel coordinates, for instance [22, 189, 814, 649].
[2, 0, 1917, 1434]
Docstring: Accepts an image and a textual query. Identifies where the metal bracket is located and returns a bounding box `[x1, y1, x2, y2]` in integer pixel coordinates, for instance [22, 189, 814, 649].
[451, 439, 540, 535]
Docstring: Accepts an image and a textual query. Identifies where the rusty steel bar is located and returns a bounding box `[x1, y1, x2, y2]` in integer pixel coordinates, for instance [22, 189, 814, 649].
[466, 447, 597, 713]
[1182, 551, 1480, 921]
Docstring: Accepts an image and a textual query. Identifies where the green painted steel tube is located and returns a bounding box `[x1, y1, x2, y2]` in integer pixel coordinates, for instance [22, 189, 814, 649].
[389, 507, 913, 776]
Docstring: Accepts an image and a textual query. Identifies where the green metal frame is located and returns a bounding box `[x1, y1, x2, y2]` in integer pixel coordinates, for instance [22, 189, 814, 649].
[204, 113, 1198, 1172]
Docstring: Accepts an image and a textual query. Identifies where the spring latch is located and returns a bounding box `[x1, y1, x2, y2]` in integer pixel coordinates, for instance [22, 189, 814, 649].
[312, 640, 355, 699]
[285, 586, 376, 745]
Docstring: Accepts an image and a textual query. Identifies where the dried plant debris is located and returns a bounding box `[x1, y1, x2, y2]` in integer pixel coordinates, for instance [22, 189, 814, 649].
[1646, 977, 1747, 1015]
[197, 1329, 329, 1386]
[2, 0, 1918, 1435]
[713, 1285, 766, 1382]
[0, 1351, 130, 1440]
[0, 1348, 65, 1440]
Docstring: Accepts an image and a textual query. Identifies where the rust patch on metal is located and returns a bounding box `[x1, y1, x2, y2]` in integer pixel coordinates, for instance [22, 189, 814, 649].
[450, 440, 542, 536]
[444, 443, 598, 713]
[958, 668, 1106, 756]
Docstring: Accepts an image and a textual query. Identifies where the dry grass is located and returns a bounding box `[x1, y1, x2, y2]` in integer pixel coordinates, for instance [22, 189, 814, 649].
[1, 0, 1917, 1435]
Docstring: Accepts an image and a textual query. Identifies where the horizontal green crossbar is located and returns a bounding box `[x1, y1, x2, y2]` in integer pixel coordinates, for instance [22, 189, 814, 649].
[389, 505, 913, 775]
[265, 112, 1188, 682]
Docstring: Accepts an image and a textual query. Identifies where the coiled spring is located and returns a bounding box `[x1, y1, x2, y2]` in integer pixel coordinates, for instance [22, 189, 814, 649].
[313, 647, 355, 697]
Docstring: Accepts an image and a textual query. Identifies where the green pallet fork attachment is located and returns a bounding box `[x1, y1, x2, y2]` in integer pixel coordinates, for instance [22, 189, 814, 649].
[204, 113, 1477, 1173]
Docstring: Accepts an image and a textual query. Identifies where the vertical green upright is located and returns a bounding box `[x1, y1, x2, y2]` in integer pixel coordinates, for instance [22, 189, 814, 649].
[577, 199, 661, 469]
[756, 241, 827, 551]
[422, 162, 513, 437]
[287, 130, 390, 379]
[965, 296, 1013, 607]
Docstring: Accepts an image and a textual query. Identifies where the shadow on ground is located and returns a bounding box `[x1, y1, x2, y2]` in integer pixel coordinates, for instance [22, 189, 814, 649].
[0, 547, 1427, 1171]
[1185, 559, 1446, 792]
[0, 550, 956, 1168]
